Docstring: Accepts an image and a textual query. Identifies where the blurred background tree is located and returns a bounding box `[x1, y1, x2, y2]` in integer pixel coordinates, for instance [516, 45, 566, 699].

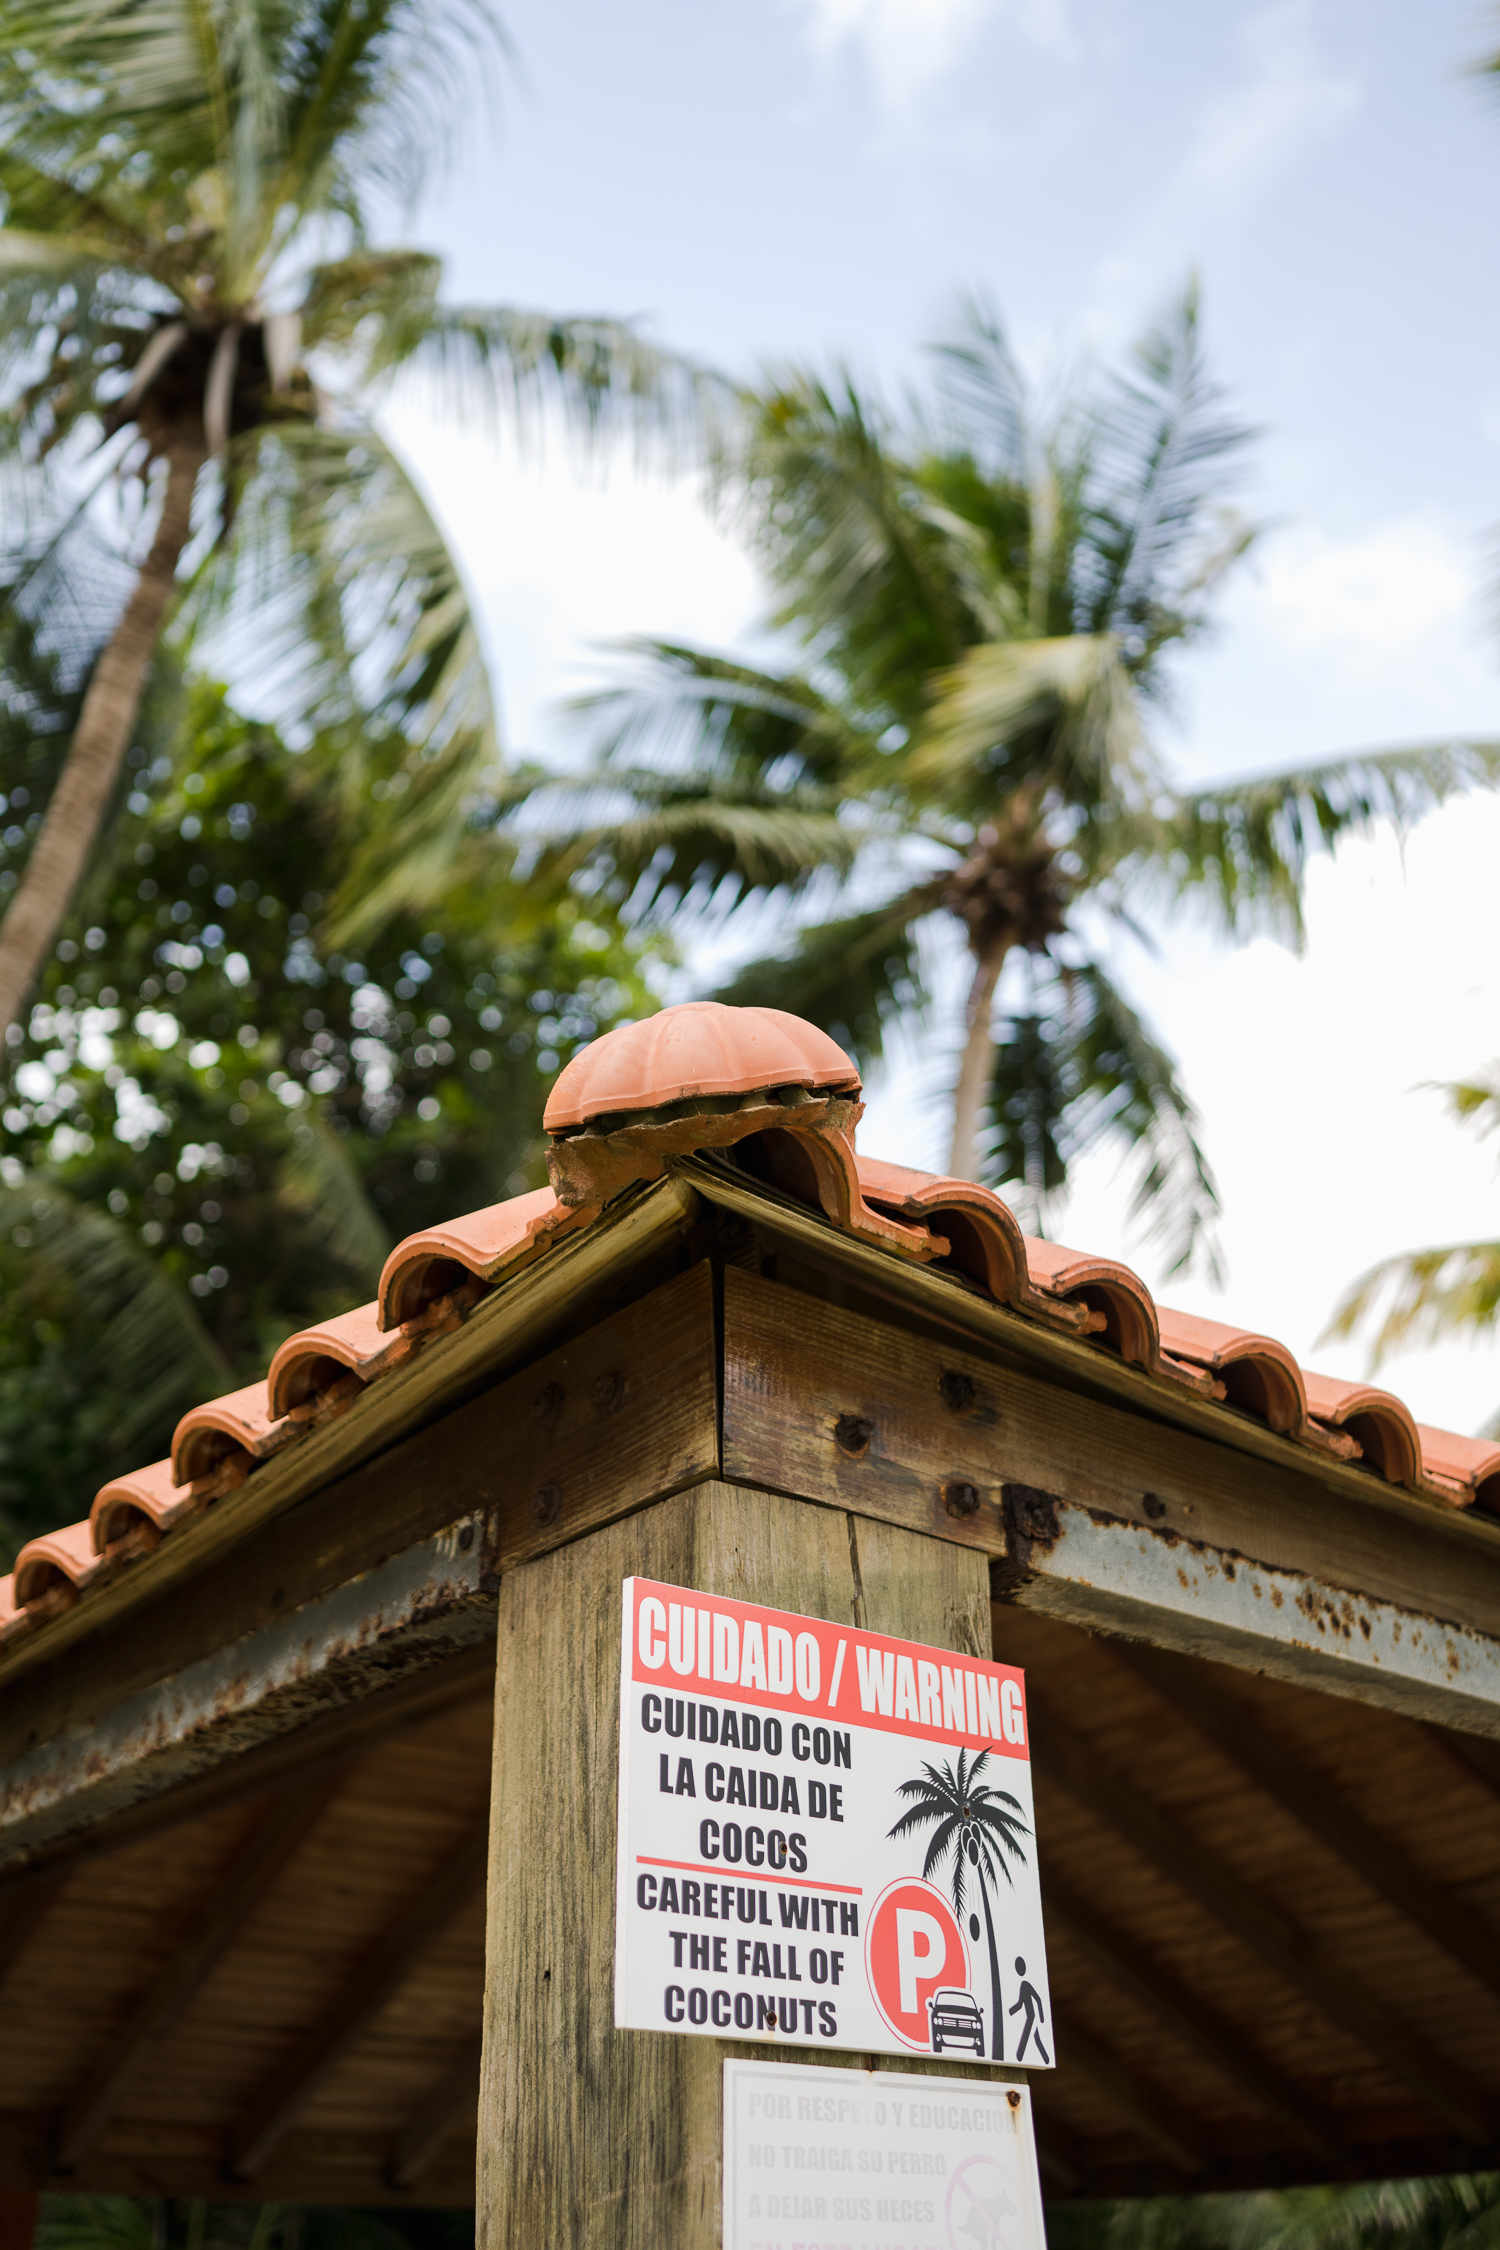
[0, 0, 706, 1036]
[1324, 1066, 1500, 1435]
[0, 637, 652, 1567]
[540, 291, 1500, 1270]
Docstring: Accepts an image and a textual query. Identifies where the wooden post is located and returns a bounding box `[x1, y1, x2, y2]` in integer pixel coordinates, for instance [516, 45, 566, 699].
[479, 1479, 1000, 2248]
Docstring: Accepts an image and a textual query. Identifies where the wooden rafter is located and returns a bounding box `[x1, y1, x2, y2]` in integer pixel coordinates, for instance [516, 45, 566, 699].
[1041, 1873, 1339, 2158]
[1114, 1641, 1500, 2001]
[52, 1777, 332, 2170]
[387, 2036, 482, 2189]
[228, 1820, 489, 2179]
[1029, 1693, 1491, 2142]
[0, 1867, 65, 1999]
[1048, 2003, 1207, 2175]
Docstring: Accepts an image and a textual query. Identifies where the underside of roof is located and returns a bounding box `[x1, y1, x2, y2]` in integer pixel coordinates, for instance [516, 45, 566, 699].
[2, 1006, 1499, 2203]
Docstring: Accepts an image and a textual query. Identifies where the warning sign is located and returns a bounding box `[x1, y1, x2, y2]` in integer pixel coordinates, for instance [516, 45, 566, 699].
[722, 2058, 1048, 2250]
[613, 1579, 1052, 2067]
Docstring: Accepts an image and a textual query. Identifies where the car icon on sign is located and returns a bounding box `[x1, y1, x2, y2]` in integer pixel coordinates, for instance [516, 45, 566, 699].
[927, 1986, 985, 2055]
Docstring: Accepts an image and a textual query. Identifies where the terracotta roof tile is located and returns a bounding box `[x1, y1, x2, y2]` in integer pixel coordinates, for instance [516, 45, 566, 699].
[266, 1301, 392, 1418]
[1415, 1425, 1500, 1509]
[89, 1457, 198, 1552]
[544, 1001, 860, 1131]
[1154, 1307, 1313, 1439]
[8, 1002, 1497, 1643]
[1301, 1373, 1424, 1487]
[13, 1519, 100, 1611]
[171, 1378, 293, 1486]
[377, 1184, 593, 1330]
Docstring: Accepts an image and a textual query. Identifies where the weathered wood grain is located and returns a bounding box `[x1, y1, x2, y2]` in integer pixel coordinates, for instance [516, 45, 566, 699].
[3, 1261, 717, 1771]
[480, 1480, 1005, 2249]
[720, 1266, 1500, 1643]
[0, 1177, 701, 1701]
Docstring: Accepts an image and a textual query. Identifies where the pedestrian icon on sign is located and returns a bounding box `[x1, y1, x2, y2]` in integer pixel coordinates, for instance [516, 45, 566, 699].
[1008, 1956, 1049, 2064]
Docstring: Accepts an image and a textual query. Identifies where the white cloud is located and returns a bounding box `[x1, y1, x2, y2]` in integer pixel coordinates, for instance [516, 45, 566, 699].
[1093, 1, 1358, 318]
[789, 0, 1068, 108]
[1168, 1, 1358, 218]
[1249, 519, 1473, 655]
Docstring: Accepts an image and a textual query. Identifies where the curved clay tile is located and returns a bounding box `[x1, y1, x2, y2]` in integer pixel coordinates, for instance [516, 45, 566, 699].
[378, 1184, 590, 1331]
[856, 1158, 1031, 1304]
[0, 1574, 17, 1632]
[1415, 1425, 1500, 1510]
[1023, 1239, 1162, 1367]
[14, 1519, 99, 1611]
[544, 1002, 860, 1132]
[1154, 1307, 1311, 1437]
[171, 1379, 289, 1486]
[90, 1457, 196, 1553]
[267, 1301, 390, 1419]
[1302, 1372, 1423, 1486]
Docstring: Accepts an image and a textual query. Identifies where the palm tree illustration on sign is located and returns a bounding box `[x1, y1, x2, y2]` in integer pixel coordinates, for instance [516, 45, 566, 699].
[889, 1749, 1031, 2062]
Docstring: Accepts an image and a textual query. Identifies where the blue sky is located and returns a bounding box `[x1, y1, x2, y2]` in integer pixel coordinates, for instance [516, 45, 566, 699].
[385, 0, 1500, 1433]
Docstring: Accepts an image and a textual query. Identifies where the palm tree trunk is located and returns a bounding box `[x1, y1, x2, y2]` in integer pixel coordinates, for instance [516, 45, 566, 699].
[978, 1879, 1006, 2062]
[0, 440, 202, 1043]
[947, 936, 1010, 1182]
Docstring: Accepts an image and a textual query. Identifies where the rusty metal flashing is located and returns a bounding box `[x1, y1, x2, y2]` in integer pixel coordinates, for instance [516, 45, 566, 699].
[997, 1499, 1500, 1736]
[0, 1516, 496, 1867]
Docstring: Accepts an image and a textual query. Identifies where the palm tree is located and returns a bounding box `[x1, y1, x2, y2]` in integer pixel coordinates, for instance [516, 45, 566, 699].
[888, 1747, 1030, 2063]
[546, 289, 1500, 1269]
[0, 0, 708, 1041]
[1324, 1067, 1500, 1431]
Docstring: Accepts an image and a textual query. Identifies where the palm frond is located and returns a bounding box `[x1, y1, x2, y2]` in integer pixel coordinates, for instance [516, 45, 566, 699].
[575, 640, 869, 791]
[1157, 738, 1500, 944]
[0, 1175, 228, 1449]
[1077, 279, 1257, 656]
[711, 885, 940, 1067]
[276, 1110, 390, 1289]
[910, 633, 1147, 815]
[186, 419, 500, 940]
[556, 791, 856, 915]
[983, 958, 1221, 1278]
[1322, 1244, 1500, 1368]
[927, 292, 1029, 482]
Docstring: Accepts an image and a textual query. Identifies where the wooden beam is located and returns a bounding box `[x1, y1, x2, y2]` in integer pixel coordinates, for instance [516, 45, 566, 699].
[482, 1479, 1020, 2247]
[1027, 1689, 1491, 2142]
[0, 1524, 497, 1868]
[1049, 2005, 1208, 2176]
[1429, 1723, 1500, 1801]
[52, 1777, 331, 2170]
[1, 1258, 718, 1866]
[387, 2037, 482, 2189]
[1029, 2120, 1088, 2197]
[0, 1643, 493, 1891]
[1040, 1874, 1339, 2159]
[1115, 1641, 1500, 2002]
[0, 1869, 65, 1998]
[718, 1264, 1500, 1735]
[0, 1175, 700, 1704]
[228, 1820, 489, 2179]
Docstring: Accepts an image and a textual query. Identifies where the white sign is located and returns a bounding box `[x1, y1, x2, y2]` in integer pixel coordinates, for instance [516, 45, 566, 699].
[614, 1578, 1052, 2068]
[722, 2058, 1048, 2250]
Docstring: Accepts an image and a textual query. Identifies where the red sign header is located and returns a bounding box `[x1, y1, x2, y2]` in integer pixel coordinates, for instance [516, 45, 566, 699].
[627, 1577, 1028, 1760]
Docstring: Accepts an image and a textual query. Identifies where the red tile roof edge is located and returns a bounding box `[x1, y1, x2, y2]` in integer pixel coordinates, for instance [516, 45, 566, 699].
[3, 1001, 1496, 1645]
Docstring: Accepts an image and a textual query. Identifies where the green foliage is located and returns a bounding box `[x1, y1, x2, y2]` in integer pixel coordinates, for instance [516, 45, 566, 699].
[1323, 1069, 1500, 1427]
[38, 2197, 475, 2250]
[0, 675, 651, 1564]
[552, 289, 1500, 1267]
[1047, 2174, 1500, 2250]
